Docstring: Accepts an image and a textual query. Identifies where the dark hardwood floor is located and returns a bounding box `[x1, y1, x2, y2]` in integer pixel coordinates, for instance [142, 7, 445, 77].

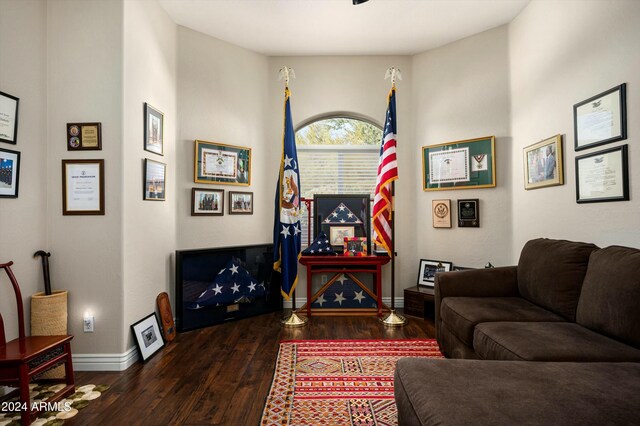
[69, 311, 434, 426]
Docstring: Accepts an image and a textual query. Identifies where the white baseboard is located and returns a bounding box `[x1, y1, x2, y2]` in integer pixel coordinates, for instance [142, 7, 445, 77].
[283, 297, 404, 309]
[72, 346, 138, 371]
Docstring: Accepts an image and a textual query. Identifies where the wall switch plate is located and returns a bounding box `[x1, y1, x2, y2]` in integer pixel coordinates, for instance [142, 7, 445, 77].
[83, 316, 94, 332]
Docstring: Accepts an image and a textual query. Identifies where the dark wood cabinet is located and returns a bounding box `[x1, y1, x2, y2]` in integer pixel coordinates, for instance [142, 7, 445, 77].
[403, 286, 435, 319]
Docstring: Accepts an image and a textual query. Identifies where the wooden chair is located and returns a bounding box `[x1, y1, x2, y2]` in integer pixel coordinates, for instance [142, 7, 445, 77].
[0, 261, 75, 425]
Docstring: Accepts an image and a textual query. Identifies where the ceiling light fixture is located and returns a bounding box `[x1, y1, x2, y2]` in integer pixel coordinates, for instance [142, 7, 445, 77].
[353, 0, 370, 5]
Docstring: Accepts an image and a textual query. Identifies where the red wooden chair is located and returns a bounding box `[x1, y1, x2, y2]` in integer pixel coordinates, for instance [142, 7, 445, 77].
[0, 261, 75, 425]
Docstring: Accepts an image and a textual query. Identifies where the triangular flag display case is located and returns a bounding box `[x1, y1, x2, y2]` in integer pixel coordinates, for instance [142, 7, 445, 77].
[313, 194, 370, 254]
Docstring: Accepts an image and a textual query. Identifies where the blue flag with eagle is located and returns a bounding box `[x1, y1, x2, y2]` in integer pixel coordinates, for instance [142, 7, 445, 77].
[273, 87, 301, 301]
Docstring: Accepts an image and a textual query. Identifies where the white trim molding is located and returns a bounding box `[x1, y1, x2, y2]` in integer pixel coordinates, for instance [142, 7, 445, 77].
[283, 297, 404, 309]
[72, 346, 138, 371]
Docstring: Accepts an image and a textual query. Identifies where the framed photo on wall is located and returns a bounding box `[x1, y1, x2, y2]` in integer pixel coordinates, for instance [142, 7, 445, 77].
[191, 188, 224, 216]
[131, 313, 164, 362]
[422, 136, 496, 191]
[0, 148, 20, 198]
[229, 191, 253, 214]
[417, 259, 453, 288]
[62, 159, 105, 215]
[195, 140, 251, 186]
[144, 103, 164, 155]
[144, 158, 166, 201]
[575, 145, 628, 203]
[0, 91, 19, 144]
[574, 83, 626, 151]
[523, 134, 563, 190]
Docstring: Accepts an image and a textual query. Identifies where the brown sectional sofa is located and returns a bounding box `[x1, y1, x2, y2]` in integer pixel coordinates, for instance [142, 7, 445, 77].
[394, 238, 640, 425]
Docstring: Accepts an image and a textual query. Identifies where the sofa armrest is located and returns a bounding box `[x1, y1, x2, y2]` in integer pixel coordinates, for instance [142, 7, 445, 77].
[434, 266, 519, 348]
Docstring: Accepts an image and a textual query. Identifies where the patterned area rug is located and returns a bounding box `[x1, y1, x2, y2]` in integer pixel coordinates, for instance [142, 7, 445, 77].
[0, 383, 109, 426]
[261, 339, 443, 425]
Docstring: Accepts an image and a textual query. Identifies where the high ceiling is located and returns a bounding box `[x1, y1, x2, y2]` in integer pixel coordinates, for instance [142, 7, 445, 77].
[158, 0, 530, 56]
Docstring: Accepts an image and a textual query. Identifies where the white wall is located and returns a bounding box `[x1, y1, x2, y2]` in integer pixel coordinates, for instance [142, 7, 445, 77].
[412, 26, 513, 267]
[122, 0, 177, 352]
[47, 0, 124, 354]
[176, 27, 270, 249]
[266, 56, 414, 299]
[509, 0, 640, 257]
[0, 0, 47, 341]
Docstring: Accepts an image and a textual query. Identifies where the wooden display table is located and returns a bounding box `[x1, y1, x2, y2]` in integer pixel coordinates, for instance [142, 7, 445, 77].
[299, 255, 390, 317]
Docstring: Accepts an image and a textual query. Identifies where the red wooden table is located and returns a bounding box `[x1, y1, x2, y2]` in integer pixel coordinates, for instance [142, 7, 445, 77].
[299, 255, 391, 317]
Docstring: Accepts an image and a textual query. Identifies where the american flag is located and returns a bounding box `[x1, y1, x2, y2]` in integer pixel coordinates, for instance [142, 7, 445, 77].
[372, 88, 398, 255]
[301, 231, 335, 255]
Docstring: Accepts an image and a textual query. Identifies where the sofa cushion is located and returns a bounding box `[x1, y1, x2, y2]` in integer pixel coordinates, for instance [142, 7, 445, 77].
[440, 297, 564, 347]
[394, 358, 640, 426]
[576, 245, 640, 349]
[518, 238, 598, 320]
[474, 322, 640, 362]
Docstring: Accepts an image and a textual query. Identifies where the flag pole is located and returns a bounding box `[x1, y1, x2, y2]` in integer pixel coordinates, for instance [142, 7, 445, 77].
[278, 66, 307, 328]
[380, 68, 407, 327]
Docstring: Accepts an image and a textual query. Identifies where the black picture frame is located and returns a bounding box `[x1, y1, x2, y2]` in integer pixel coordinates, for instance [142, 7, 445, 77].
[0, 147, 20, 198]
[313, 194, 371, 253]
[417, 259, 453, 288]
[574, 83, 627, 151]
[144, 158, 166, 201]
[131, 313, 165, 362]
[457, 199, 479, 227]
[0, 90, 19, 145]
[575, 145, 629, 204]
[144, 103, 164, 155]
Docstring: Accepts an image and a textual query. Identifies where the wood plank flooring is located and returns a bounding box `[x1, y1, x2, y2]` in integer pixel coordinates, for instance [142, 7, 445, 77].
[69, 311, 434, 425]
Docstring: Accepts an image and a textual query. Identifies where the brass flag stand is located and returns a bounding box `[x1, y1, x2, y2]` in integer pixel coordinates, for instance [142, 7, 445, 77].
[380, 68, 407, 327]
[277, 65, 308, 328]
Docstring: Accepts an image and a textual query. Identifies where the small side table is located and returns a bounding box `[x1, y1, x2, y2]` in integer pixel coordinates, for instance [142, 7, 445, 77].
[403, 286, 435, 319]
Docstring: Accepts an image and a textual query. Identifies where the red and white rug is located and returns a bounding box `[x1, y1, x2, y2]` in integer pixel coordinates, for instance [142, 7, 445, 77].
[261, 339, 443, 425]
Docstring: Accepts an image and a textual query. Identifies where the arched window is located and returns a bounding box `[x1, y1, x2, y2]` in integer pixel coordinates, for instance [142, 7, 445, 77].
[295, 116, 382, 245]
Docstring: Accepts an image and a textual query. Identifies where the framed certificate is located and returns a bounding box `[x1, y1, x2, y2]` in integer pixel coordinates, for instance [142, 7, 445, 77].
[574, 84, 626, 151]
[575, 145, 629, 204]
[423, 136, 495, 191]
[194, 140, 251, 186]
[62, 159, 105, 215]
[0, 91, 19, 145]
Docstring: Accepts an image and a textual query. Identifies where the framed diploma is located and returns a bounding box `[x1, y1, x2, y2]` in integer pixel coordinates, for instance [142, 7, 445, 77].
[62, 159, 105, 215]
[457, 199, 479, 227]
[144, 103, 164, 155]
[523, 135, 564, 190]
[575, 145, 629, 204]
[0, 148, 20, 198]
[144, 159, 166, 201]
[432, 199, 452, 228]
[194, 140, 251, 186]
[67, 122, 102, 150]
[0, 91, 19, 144]
[574, 83, 626, 151]
[422, 136, 495, 191]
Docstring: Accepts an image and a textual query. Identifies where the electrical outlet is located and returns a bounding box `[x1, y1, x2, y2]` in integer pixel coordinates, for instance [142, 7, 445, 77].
[321, 274, 328, 285]
[83, 316, 94, 332]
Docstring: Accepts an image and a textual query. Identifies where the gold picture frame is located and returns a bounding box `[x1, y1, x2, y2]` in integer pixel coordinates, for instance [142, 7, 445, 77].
[422, 136, 496, 191]
[523, 135, 563, 190]
[194, 140, 251, 186]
